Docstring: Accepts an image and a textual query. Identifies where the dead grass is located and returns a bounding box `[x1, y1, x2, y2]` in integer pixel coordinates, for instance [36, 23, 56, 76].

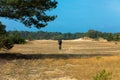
[0, 40, 120, 80]
[7, 40, 120, 55]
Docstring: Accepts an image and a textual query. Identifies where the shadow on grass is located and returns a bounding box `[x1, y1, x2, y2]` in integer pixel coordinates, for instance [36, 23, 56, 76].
[0, 53, 115, 60]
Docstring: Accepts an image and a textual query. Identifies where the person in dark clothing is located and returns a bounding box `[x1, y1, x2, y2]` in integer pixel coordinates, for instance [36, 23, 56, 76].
[58, 39, 62, 50]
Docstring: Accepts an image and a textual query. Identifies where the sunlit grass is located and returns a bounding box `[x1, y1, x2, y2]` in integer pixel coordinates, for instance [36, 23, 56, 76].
[0, 40, 120, 80]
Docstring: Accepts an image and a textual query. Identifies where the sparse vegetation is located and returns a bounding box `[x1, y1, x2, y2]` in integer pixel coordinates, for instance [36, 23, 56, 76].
[0, 40, 120, 80]
[93, 69, 112, 80]
[96, 56, 102, 60]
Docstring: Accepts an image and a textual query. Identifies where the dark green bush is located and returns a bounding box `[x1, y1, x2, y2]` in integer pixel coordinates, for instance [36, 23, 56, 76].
[0, 36, 14, 50]
[0, 22, 13, 50]
[12, 36, 26, 44]
[3, 37, 14, 49]
[9, 31, 26, 44]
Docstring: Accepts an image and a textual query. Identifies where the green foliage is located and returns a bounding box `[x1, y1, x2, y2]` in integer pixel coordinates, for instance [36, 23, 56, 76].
[0, 22, 6, 34]
[105, 33, 113, 41]
[0, 36, 14, 50]
[12, 36, 26, 44]
[0, 0, 57, 49]
[93, 70, 112, 80]
[85, 30, 120, 41]
[54, 35, 63, 40]
[7, 30, 120, 41]
[9, 31, 26, 44]
[86, 30, 103, 39]
[0, 22, 25, 50]
[113, 34, 120, 41]
[1, 36, 14, 50]
[8, 31, 85, 40]
[0, 22, 13, 50]
[0, 0, 57, 28]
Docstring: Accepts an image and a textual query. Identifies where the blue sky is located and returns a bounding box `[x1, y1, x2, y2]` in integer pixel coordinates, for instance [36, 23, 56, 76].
[1, 0, 120, 33]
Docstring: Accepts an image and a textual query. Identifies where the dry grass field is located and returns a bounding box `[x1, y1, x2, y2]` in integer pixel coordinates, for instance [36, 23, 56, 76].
[8, 40, 120, 54]
[0, 40, 120, 80]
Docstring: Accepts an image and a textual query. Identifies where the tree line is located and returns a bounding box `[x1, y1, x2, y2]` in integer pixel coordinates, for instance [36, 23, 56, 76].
[7, 31, 84, 40]
[1, 28, 119, 50]
[8, 30, 120, 41]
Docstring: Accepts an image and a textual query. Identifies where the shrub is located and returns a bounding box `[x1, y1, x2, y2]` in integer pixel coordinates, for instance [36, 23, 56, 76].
[93, 69, 112, 80]
[12, 36, 26, 44]
[0, 36, 14, 50]
[9, 31, 26, 44]
[3, 37, 14, 49]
